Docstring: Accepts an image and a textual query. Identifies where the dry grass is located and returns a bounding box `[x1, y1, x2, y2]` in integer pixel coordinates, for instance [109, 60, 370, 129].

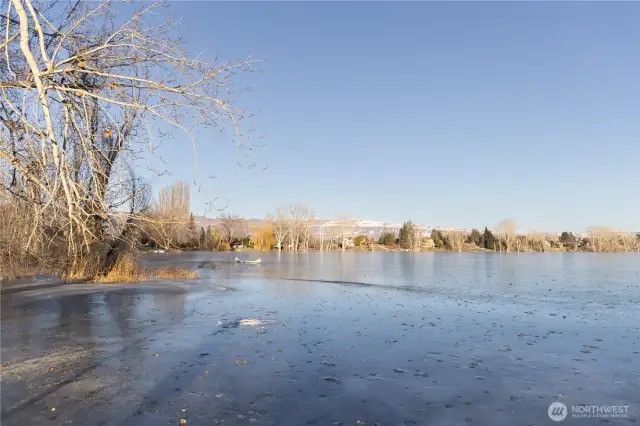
[62, 251, 104, 281]
[153, 268, 199, 280]
[93, 253, 198, 284]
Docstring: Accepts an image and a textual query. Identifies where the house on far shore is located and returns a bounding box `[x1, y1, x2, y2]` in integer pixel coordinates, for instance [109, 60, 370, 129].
[422, 238, 435, 249]
[343, 238, 355, 250]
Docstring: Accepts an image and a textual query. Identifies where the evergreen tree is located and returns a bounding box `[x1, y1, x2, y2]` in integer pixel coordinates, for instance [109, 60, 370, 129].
[187, 214, 197, 247]
[559, 231, 576, 249]
[467, 228, 483, 246]
[483, 227, 496, 250]
[205, 225, 213, 250]
[399, 221, 416, 249]
[378, 231, 396, 246]
[198, 227, 206, 249]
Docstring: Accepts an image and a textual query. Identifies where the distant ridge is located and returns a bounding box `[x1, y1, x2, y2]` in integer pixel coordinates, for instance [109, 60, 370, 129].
[193, 216, 460, 238]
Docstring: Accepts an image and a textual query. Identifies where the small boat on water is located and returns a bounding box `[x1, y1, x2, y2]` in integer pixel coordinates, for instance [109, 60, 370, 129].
[235, 257, 261, 264]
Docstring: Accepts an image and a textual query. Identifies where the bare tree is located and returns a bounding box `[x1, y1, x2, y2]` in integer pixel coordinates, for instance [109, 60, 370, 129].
[582, 227, 640, 253]
[267, 208, 289, 251]
[337, 214, 355, 252]
[296, 205, 314, 251]
[285, 204, 300, 251]
[156, 181, 190, 219]
[586, 226, 616, 252]
[447, 231, 466, 252]
[285, 204, 314, 251]
[100, 169, 151, 271]
[0, 0, 257, 276]
[526, 232, 547, 252]
[326, 221, 340, 251]
[495, 219, 517, 252]
[620, 232, 636, 252]
[218, 213, 241, 244]
[368, 229, 377, 252]
[319, 221, 326, 251]
[411, 224, 424, 251]
[147, 181, 191, 249]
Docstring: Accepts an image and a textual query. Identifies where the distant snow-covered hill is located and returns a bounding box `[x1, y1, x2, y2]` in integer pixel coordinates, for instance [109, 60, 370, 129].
[194, 216, 436, 239]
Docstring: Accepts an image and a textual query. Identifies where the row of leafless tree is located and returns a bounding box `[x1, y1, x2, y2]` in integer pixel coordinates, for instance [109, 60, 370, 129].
[125, 193, 640, 254]
[447, 221, 640, 253]
[259, 213, 640, 253]
[267, 205, 316, 251]
[577, 227, 640, 253]
[264, 207, 375, 252]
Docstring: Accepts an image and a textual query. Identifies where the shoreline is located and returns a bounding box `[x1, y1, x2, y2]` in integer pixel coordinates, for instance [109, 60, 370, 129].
[144, 247, 639, 254]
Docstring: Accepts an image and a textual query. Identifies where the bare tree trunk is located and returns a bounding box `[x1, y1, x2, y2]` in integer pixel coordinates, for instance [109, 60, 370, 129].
[337, 215, 354, 252]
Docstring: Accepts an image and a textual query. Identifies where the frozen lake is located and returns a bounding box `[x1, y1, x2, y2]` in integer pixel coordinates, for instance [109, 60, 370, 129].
[2, 252, 639, 425]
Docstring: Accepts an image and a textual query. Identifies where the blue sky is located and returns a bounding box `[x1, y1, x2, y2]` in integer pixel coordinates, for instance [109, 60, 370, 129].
[139, 2, 639, 232]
